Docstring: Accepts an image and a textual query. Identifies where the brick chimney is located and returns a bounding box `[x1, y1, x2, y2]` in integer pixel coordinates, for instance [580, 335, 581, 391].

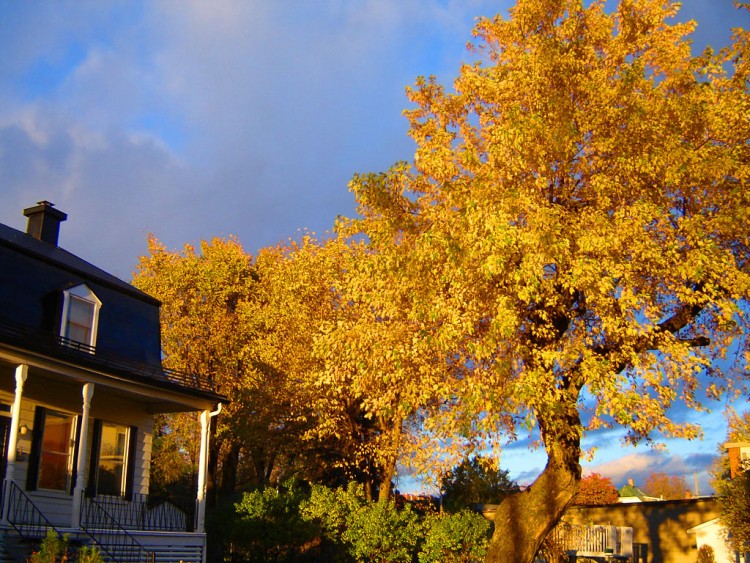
[725, 442, 750, 478]
[23, 201, 67, 246]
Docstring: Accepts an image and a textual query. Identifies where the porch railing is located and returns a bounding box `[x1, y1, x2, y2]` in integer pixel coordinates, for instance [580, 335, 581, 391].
[80, 495, 154, 563]
[84, 494, 195, 532]
[4, 480, 61, 541]
[551, 523, 633, 559]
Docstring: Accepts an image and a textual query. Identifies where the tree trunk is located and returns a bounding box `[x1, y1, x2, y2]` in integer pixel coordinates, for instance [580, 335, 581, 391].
[485, 398, 582, 563]
[219, 442, 241, 500]
[377, 458, 396, 503]
[376, 416, 402, 503]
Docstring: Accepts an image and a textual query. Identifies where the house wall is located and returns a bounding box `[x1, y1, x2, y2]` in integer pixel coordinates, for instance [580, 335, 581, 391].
[563, 498, 722, 563]
[0, 383, 155, 527]
[691, 521, 736, 563]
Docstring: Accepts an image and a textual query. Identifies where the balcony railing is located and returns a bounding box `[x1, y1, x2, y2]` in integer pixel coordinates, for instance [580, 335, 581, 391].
[0, 318, 219, 397]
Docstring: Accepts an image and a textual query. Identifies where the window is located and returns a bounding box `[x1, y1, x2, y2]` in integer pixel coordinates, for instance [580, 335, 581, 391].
[96, 423, 129, 496]
[36, 410, 76, 492]
[60, 284, 101, 350]
[88, 420, 137, 498]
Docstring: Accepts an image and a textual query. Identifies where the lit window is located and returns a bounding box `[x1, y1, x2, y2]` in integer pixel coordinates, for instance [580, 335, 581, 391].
[38, 410, 76, 492]
[96, 423, 129, 496]
[60, 285, 101, 350]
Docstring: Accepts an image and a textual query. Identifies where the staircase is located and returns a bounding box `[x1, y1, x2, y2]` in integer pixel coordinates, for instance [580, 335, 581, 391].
[0, 534, 18, 563]
[3, 481, 64, 562]
[80, 496, 154, 563]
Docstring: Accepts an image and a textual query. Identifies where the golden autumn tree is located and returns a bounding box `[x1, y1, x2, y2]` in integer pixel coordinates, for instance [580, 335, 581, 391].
[248, 235, 381, 487]
[311, 231, 453, 502]
[134, 236, 258, 499]
[643, 471, 689, 500]
[134, 236, 325, 499]
[344, 0, 750, 561]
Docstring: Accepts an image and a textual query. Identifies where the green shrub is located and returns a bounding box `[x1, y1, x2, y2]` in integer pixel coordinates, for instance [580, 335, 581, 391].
[29, 530, 69, 563]
[75, 545, 103, 563]
[418, 510, 491, 563]
[300, 482, 366, 544]
[342, 500, 423, 563]
[229, 479, 318, 562]
[302, 483, 427, 562]
[228, 480, 492, 563]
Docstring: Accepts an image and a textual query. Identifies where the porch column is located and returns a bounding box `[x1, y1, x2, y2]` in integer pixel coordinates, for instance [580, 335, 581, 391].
[195, 409, 210, 535]
[196, 403, 221, 536]
[71, 382, 94, 528]
[2, 364, 28, 523]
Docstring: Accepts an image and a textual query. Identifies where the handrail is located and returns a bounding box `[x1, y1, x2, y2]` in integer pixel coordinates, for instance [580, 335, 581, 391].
[80, 495, 154, 563]
[4, 480, 62, 541]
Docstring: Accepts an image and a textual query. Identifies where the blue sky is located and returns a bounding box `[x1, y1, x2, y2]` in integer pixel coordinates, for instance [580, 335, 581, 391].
[1, 0, 748, 495]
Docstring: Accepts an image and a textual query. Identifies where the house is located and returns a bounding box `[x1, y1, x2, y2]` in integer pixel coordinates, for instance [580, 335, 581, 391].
[687, 517, 746, 563]
[0, 202, 227, 562]
[617, 478, 661, 503]
[480, 496, 722, 562]
[724, 441, 750, 479]
[684, 442, 750, 563]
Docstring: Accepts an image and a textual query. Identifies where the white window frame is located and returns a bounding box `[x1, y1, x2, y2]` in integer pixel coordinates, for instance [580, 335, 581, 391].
[60, 284, 101, 351]
[95, 422, 130, 497]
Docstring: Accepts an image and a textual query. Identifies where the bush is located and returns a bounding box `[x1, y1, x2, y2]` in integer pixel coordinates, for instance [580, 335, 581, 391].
[302, 482, 425, 562]
[229, 479, 318, 562]
[342, 500, 423, 563]
[300, 482, 366, 546]
[697, 544, 716, 563]
[228, 480, 493, 563]
[75, 546, 103, 563]
[28, 530, 69, 563]
[419, 510, 491, 563]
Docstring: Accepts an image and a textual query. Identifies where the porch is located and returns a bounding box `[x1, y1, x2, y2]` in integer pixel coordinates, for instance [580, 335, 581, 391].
[550, 523, 634, 562]
[1, 481, 205, 562]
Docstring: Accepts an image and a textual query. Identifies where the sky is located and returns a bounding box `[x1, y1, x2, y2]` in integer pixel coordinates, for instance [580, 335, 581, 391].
[1, 0, 748, 495]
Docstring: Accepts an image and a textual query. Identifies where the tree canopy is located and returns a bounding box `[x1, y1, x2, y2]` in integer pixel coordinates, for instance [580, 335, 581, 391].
[342, 0, 750, 560]
[441, 455, 520, 512]
[643, 471, 689, 500]
[574, 473, 619, 505]
[134, 0, 750, 561]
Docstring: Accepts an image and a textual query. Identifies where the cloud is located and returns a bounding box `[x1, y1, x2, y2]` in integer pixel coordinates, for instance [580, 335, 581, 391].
[583, 450, 718, 495]
[2, 0, 521, 279]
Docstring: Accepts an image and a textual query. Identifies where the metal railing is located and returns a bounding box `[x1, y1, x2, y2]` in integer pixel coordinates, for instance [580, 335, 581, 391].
[0, 317, 218, 396]
[4, 480, 61, 541]
[87, 493, 195, 532]
[551, 523, 633, 559]
[80, 495, 154, 563]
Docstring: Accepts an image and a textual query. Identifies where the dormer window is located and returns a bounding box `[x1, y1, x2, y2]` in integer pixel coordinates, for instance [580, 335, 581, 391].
[60, 284, 101, 351]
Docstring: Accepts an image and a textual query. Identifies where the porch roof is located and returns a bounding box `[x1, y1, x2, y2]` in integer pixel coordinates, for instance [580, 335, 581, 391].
[0, 317, 227, 407]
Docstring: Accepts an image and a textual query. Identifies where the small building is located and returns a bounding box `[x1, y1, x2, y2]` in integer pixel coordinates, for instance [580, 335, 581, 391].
[724, 441, 750, 479]
[617, 478, 661, 503]
[686, 517, 743, 563]
[0, 202, 227, 562]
